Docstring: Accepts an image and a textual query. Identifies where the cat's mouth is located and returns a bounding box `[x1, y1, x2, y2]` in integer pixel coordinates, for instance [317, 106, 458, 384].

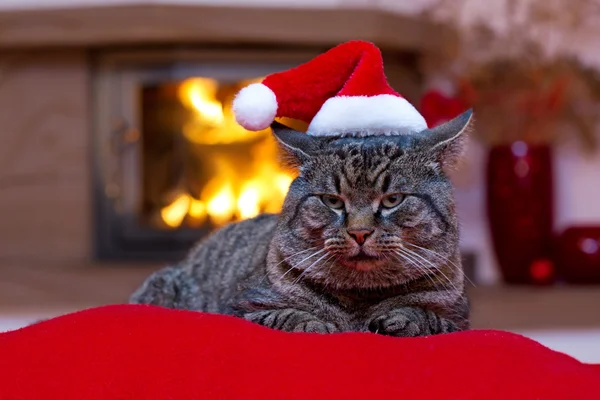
[347, 252, 379, 262]
[342, 251, 382, 271]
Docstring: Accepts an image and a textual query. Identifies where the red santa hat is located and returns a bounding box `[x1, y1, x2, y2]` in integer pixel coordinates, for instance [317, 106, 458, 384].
[232, 40, 428, 137]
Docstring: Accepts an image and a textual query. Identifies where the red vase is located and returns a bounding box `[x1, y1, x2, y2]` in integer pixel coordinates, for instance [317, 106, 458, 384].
[486, 142, 555, 285]
[556, 227, 600, 284]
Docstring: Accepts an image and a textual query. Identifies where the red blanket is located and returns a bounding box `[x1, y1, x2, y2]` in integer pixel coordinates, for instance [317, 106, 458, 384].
[1, 304, 599, 399]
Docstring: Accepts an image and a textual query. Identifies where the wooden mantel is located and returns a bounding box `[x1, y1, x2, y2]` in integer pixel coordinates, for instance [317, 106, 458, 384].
[0, 4, 454, 51]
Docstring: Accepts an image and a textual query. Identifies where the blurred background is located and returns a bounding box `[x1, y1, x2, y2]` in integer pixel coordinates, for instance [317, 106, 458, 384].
[0, 0, 599, 362]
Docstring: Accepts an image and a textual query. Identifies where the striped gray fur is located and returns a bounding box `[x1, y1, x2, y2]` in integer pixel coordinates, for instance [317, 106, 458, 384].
[130, 110, 474, 336]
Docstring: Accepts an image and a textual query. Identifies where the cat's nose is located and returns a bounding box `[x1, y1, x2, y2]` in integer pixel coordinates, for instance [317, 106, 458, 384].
[347, 228, 374, 245]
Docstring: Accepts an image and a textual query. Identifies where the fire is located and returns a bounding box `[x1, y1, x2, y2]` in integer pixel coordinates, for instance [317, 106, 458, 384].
[205, 181, 236, 226]
[238, 182, 261, 220]
[188, 198, 206, 220]
[160, 193, 191, 229]
[178, 77, 268, 145]
[178, 78, 224, 127]
[159, 77, 296, 229]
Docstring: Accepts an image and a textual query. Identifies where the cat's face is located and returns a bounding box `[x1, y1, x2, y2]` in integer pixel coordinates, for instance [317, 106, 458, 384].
[271, 111, 472, 290]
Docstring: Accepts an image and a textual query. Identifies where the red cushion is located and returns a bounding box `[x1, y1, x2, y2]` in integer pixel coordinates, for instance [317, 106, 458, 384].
[1, 304, 599, 399]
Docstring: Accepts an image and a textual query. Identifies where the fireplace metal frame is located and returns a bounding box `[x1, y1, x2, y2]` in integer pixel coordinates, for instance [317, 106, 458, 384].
[91, 47, 321, 261]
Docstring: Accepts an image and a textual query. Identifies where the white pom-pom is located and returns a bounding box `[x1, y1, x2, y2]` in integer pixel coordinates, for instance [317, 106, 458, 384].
[232, 83, 278, 131]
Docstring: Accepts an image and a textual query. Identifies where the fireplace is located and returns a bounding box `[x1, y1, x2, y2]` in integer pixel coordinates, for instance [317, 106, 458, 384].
[92, 48, 312, 261]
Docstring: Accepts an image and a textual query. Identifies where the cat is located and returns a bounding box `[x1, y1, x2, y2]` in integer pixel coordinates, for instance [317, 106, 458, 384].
[130, 110, 473, 336]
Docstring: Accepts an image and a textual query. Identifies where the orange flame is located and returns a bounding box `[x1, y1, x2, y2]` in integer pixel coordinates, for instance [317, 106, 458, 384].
[160, 77, 295, 229]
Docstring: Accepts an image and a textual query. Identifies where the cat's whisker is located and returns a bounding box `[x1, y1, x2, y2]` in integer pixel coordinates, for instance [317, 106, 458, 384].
[259, 246, 320, 283]
[290, 248, 327, 269]
[380, 251, 393, 264]
[404, 242, 476, 288]
[392, 250, 436, 288]
[416, 245, 476, 288]
[403, 250, 456, 293]
[392, 250, 437, 288]
[320, 256, 339, 292]
[281, 249, 326, 280]
[399, 246, 441, 275]
[403, 242, 452, 266]
[389, 246, 457, 302]
[400, 246, 459, 293]
[393, 250, 457, 303]
[291, 253, 333, 285]
[275, 247, 319, 268]
[323, 243, 348, 257]
[401, 251, 439, 288]
[326, 254, 344, 290]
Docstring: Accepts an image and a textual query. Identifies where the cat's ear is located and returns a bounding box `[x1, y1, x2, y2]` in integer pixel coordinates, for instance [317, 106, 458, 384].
[418, 109, 473, 170]
[270, 121, 321, 165]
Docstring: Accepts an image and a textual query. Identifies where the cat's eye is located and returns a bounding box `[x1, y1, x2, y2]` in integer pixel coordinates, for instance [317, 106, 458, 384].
[321, 195, 345, 210]
[381, 193, 405, 209]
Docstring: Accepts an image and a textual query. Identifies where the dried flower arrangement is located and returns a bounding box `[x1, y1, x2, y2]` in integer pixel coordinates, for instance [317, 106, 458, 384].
[421, 0, 600, 153]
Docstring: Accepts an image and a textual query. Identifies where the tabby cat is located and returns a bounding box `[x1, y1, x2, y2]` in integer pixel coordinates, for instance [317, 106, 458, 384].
[130, 110, 473, 336]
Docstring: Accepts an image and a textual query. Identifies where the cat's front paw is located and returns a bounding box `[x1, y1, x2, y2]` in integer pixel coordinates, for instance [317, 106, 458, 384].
[292, 319, 337, 334]
[244, 309, 337, 334]
[368, 307, 459, 337]
[368, 308, 421, 337]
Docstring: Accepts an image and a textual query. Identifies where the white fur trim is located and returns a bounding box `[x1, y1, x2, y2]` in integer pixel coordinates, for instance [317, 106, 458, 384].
[306, 95, 428, 137]
[232, 83, 277, 131]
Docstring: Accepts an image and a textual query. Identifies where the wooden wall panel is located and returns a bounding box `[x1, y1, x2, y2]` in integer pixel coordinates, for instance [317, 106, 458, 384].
[0, 51, 91, 264]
